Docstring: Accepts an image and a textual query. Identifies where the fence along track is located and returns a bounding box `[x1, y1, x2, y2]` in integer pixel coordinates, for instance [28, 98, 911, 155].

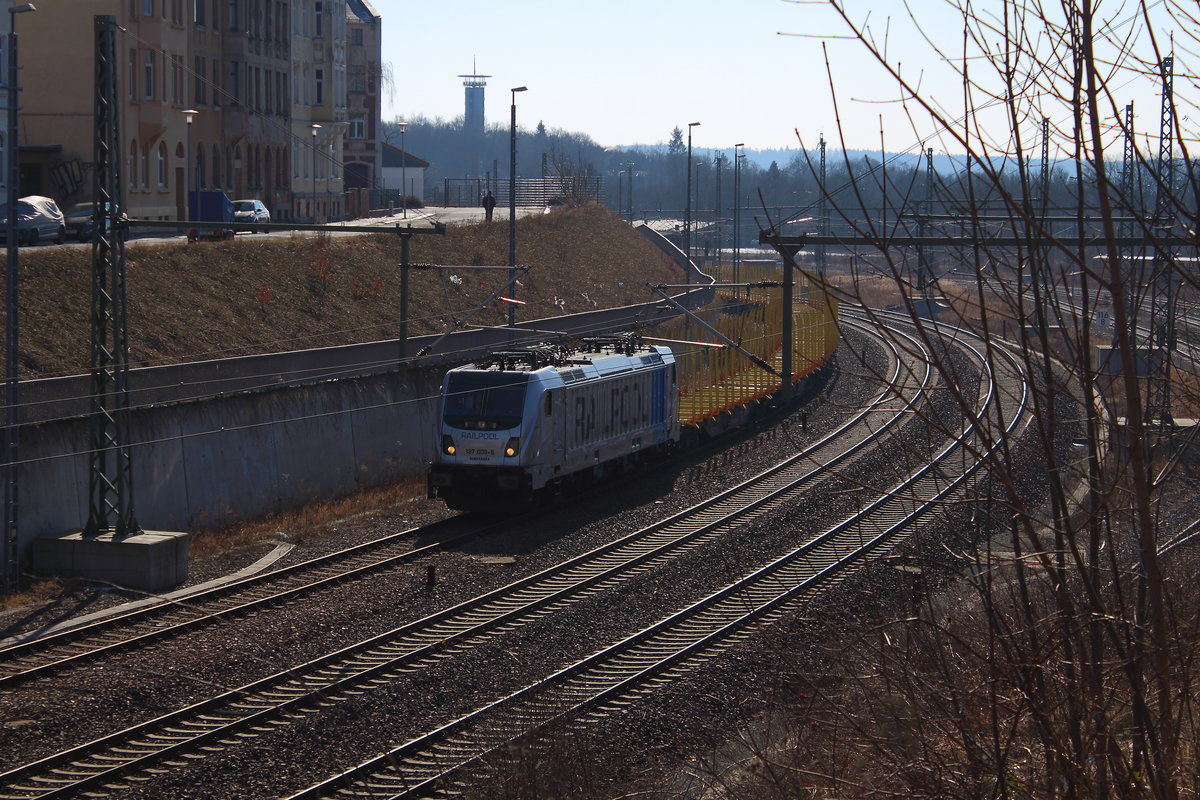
[0, 321, 923, 800]
[286, 318, 1028, 800]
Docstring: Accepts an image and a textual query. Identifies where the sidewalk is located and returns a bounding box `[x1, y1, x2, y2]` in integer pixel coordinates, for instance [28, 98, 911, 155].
[352, 204, 545, 228]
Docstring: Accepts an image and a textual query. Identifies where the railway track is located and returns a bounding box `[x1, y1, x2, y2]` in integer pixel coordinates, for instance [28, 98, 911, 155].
[0, 514, 501, 685]
[2, 314, 1032, 800]
[0, 319, 940, 800]
[290, 314, 1030, 799]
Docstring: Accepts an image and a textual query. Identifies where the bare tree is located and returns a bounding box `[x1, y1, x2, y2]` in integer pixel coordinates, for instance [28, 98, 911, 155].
[693, 2, 1200, 798]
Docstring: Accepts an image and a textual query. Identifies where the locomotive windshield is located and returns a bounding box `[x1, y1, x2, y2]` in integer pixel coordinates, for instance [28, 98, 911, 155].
[443, 372, 529, 431]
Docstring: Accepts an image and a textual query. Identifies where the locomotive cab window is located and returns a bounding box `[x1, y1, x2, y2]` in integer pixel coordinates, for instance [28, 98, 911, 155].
[443, 373, 529, 431]
[544, 391, 553, 416]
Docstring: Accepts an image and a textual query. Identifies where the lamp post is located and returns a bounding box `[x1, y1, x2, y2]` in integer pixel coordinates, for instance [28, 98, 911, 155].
[685, 121, 700, 278]
[398, 120, 407, 218]
[310, 123, 320, 222]
[626, 160, 633, 223]
[182, 108, 197, 222]
[733, 142, 744, 291]
[508, 85, 526, 328]
[3, 1, 34, 595]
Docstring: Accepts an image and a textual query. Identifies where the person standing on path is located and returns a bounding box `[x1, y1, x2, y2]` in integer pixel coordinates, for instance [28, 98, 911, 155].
[482, 190, 497, 222]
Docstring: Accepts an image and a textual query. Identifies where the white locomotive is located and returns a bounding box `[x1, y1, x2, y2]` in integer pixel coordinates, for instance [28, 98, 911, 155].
[427, 336, 680, 511]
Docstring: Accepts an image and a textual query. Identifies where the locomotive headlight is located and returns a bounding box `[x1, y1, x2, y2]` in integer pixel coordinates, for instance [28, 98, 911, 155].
[504, 437, 520, 457]
[442, 435, 457, 456]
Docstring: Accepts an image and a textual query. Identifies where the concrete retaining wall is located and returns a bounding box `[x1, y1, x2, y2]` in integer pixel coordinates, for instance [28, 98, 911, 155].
[23, 366, 446, 543]
[16, 224, 717, 567]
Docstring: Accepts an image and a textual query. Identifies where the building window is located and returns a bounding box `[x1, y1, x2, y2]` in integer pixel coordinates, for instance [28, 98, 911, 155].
[350, 27, 362, 46]
[212, 144, 221, 189]
[157, 142, 167, 186]
[171, 0, 184, 25]
[314, 1, 323, 37]
[227, 0, 238, 30]
[141, 144, 149, 188]
[193, 0, 205, 26]
[226, 61, 239, 107]
[349, 118, 364, 139]
[171, 55, 183, 105]
[129, 139, 138, 189]
[144, 50, 155, 100]
[194, 56, 207, 105]
[314, 68, 323, 106]
[144, 0, 154, 16]
[128, 49, 137, 100]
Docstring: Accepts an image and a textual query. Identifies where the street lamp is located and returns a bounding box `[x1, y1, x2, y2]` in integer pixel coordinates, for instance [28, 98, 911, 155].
[3, 0, 33, 594]
[733, 142, 744, 290]
[310, 123, 320, 222]
[398, 120, 407, 218]
[626, 159, 634, 223]
[508, 85, 526, 328]
[182, 108, 197, 222]
[685, 121, 700, 277]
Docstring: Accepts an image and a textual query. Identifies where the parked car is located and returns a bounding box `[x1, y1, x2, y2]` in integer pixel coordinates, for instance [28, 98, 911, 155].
[64, 202, 129, 242]
[232, 199, 270, 231]
[0, 195, 66, 246]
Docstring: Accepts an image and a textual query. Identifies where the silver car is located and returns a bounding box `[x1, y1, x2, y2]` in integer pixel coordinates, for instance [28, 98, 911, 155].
[0, 195, 66, 246]
[232, 199, 270, 232]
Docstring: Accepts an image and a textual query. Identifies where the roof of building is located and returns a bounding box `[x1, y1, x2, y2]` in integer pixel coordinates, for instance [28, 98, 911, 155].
[381, 142, 430, 169]
[347, 0, 380, 23]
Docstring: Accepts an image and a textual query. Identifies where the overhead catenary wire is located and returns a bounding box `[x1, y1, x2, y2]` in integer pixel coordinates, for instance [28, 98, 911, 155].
[8, 310, 785, 471]
[11, 298, 714, 431]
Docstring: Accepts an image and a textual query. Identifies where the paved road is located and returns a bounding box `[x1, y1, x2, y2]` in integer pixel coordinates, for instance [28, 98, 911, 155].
[37, 205, 546, 250]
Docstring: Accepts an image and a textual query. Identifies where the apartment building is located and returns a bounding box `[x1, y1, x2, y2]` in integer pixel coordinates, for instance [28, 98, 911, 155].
[291, 0, 346, 222]
[19, 2, 193, 219]
[14, 1, 360, 223]
[343, 0, 380, 193]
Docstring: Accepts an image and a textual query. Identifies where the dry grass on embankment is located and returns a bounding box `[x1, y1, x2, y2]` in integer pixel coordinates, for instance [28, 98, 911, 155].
[8, 203, 684, 379]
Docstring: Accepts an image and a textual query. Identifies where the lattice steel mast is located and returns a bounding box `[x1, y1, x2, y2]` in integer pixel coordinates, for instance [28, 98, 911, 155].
[1117, 102, 1135, 350]
[84, 16, 138, 537]
[916, 146, 935, 298]
[1146, 56, 1176, 425]
[816, 134, 827, 275]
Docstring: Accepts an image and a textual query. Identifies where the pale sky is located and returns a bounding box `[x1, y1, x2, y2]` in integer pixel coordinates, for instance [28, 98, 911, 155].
[370, 0, 1192, 156]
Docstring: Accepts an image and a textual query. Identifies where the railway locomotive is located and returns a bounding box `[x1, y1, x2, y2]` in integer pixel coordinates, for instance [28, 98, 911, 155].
[427, 336, 680, 510]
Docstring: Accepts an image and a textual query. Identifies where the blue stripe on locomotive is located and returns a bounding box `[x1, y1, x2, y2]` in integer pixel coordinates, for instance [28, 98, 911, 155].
[651, 368, 666, 443]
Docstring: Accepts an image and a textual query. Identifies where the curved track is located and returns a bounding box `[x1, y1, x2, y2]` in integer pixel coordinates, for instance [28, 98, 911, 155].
[0, 315, 1026, 800]
[287, 313, 1031, 799]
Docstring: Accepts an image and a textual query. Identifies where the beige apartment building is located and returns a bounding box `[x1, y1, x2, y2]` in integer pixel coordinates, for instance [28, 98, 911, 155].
[290, 0, 346, 222]
[343, 0, 380, 194]
[14, 0, 365, 224]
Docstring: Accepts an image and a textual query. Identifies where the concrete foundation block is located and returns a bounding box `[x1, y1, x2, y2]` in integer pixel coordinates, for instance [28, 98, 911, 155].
[30, 530, 189, 592]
